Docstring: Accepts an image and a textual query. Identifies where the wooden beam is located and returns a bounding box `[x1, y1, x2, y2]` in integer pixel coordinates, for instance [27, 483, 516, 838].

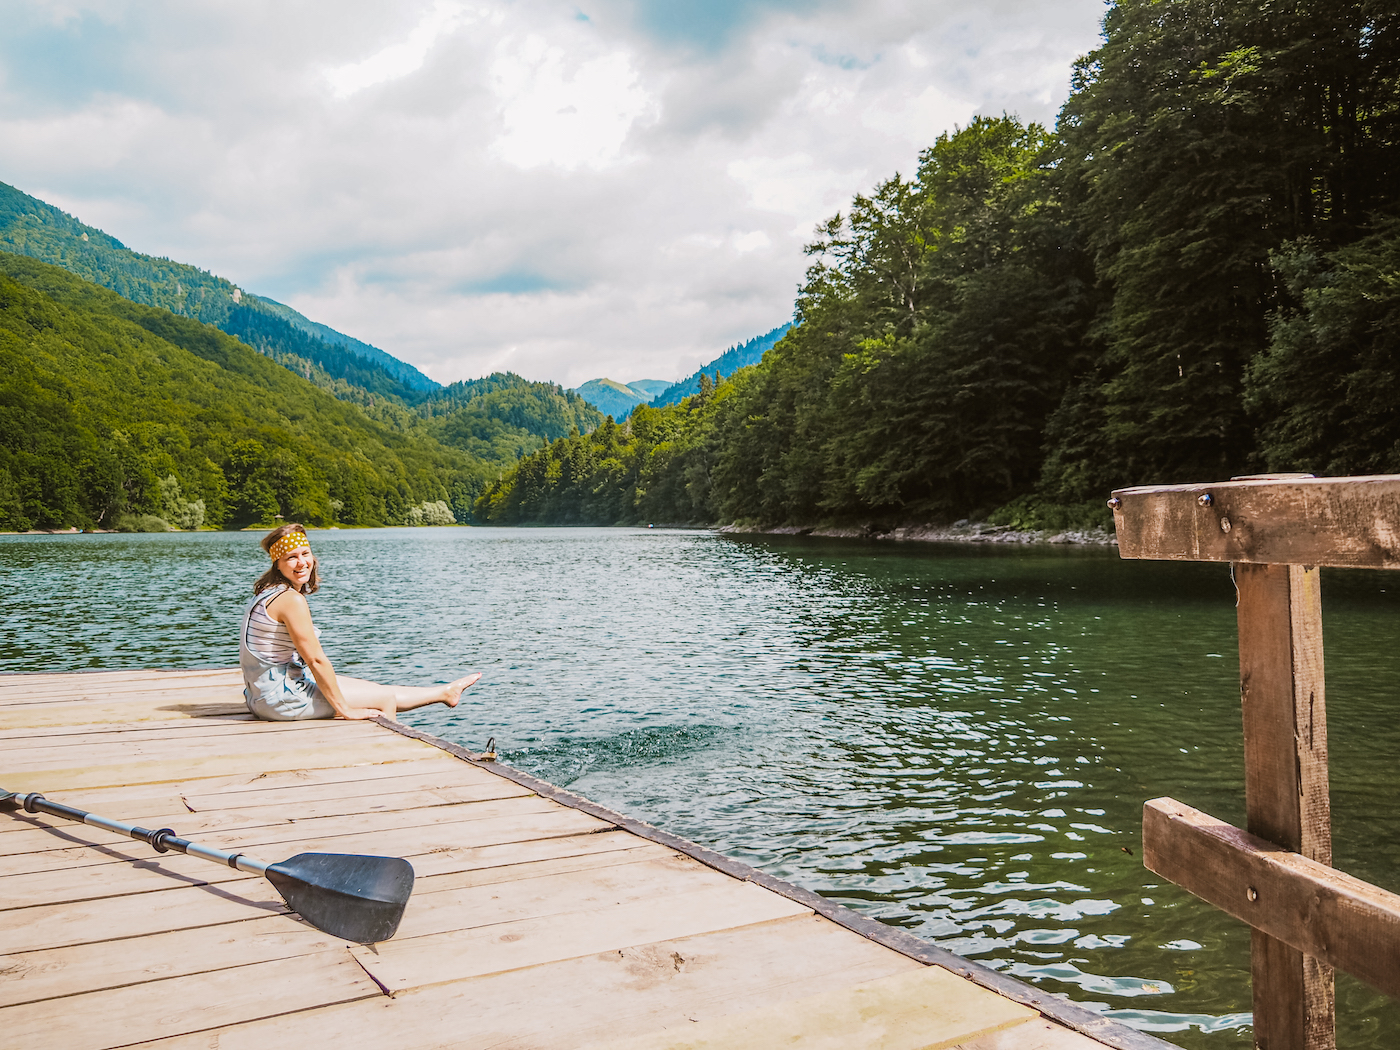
[1110, 474, 1400, 567]
[1235, 562, 1335, 1049]
[1143, 799, 1400, 1001]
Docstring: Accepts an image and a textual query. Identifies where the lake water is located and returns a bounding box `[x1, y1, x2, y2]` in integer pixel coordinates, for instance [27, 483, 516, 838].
[3, 527, 1399, 1048]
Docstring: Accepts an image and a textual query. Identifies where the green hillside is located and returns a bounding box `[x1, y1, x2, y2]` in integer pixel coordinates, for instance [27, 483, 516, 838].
[0, 254, 491, 532]
[0, 181, 437, 405]
[574, 377, 668, 419]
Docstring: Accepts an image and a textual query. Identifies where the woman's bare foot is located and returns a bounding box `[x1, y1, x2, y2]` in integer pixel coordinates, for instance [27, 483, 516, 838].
[441, 673, 482, 708]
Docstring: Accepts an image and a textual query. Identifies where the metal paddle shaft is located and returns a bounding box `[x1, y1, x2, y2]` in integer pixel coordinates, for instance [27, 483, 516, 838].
[0, 788, 413, 943]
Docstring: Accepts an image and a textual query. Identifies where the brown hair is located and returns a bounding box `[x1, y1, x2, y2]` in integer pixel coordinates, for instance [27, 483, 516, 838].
[253, 522, 320, 595]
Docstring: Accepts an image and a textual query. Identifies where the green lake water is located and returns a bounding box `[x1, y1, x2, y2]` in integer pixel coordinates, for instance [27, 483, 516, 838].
[3, 527, 1398, 1047]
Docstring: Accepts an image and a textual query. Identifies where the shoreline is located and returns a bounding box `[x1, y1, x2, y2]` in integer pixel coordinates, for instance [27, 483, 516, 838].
[4, 522, 1118, 546]
[717, 522, 1117, 546]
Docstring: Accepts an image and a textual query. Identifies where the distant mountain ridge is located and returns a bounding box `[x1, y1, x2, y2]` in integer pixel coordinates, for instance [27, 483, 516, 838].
[573, 377, 669, 419]
[0, 180, 439, 403]
[648, 324, 792, 408]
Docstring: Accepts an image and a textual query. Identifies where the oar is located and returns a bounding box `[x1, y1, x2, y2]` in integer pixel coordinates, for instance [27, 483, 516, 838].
[0, 788, 414, 943]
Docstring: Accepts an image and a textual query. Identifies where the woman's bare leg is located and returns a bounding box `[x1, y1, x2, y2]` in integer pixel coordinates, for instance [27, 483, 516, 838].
[337, 673, 481, 713]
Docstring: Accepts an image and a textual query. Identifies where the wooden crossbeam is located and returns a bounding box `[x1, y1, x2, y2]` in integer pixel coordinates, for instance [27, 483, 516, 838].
[1110, 474, 1400, 567]
[1143, 799, 1400, 1001]
[1111, 475, 1364, 1050]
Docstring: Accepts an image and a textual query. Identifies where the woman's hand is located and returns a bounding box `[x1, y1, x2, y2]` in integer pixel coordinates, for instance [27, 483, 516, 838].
[268, 589, 369, 718]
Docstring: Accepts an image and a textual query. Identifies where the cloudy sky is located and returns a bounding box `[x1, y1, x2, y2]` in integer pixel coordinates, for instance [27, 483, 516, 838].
[0, 0, 1105, 388]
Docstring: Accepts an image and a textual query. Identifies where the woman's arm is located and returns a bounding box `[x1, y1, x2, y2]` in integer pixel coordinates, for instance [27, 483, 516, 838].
[268, 591, 389, 720]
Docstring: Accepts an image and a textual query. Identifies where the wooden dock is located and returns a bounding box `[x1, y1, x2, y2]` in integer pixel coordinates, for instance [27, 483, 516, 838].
[0, 669, 1159, 1050]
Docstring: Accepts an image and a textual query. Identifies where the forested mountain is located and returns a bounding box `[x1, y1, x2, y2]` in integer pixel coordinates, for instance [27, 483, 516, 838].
[573, 378, 668, 419]
[0, 180, 608, 527]
[477, 0, 1400, 529]
[0, 181, 439, 404]
[0, 255, 490, 532]
[646, 324, 792, 408]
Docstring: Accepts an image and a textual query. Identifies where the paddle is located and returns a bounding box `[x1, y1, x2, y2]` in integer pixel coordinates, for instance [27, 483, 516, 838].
[0, 788, 414, 943]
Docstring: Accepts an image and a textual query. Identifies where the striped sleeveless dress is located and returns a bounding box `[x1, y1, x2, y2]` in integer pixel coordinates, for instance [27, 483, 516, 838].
[238, 585, 334, 720]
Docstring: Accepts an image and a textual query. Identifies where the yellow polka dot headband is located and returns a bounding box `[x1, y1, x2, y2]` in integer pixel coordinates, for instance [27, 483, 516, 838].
[268, 531, 310, 560]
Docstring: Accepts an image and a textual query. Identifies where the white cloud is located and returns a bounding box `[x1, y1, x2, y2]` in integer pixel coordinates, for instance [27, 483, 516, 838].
[323, 1, 477, 98]
[0, 0, 1106, 388]
[491, 34, 655, 170]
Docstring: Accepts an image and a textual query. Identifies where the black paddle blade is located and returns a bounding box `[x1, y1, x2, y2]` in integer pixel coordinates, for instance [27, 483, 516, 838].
[265, 853, 415, 943]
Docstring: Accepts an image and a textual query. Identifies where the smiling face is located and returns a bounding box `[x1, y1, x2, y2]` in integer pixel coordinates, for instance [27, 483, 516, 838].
[277, 544, 315, 590]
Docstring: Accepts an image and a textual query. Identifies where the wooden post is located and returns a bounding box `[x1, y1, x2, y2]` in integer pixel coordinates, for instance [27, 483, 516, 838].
[1234, 562, 1335, 1050]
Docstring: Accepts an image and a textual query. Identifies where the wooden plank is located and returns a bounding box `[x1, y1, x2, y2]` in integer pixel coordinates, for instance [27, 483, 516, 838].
[1235, 562, 1335, 1049]
[952, 1019, 1106, 1050]
[1, 737, 447, 791]
[178, 766, 518, 811]
[125, 915, 920, 1050]
[0, 832, 658, 954]
[0, 949, 382, 1049]
[351, 880, 812, 993]
[1111, 474, 1400, 567]
[0, 756, 479, 826]
[0, 717, 353, 746]
[579, 964, 1036, 1050]
[0, 699, 248, 728]
[0, 913, 333, 1008]
[0, 685, 242, 707]
[0, 852, 717, 1007]
[0, 668, 239, 693]
[0, 782, 532, 857]
[1143, 798, 1400, 1000]
[392, 852, 738, 940]
[0, 809, 611, 913]
[0, 794, 574, 877]
[0, 807, 287, 857]
[0, 721, 387, 768]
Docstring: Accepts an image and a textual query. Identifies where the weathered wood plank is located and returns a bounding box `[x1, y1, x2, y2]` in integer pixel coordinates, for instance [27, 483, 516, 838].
[0, 699, 248, 728]
[0, 852, 717, 1008]
[1143, 798, 1400, 1001]
[0, 948, 382, 1049]
[0, 717, 338, 746]
[351, 881, 812, 994]
[578, 964, 1036, 1050]
[0, 668, 238, 693]
[124, 916, 920, 1050]
[0, 756, 478, 826]
[952, 1019, 1107, 1050]
[1235, 562, 1335, 1049]
[1, 737, 446, 791]
[0, 794, 579, 877]
[0, 721, 386, 768]
[0, 808, 611, 913]
[0, 831, 655, 954]
[0, 784, 534, 858]
[0, 913, 333, 1008]
[1111, 474, 1400, 567]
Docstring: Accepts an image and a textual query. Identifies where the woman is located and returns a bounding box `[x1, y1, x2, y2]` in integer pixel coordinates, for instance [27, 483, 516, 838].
[240, 523, 480, 721]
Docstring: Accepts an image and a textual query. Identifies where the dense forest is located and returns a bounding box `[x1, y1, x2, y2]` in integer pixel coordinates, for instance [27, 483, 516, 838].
[643, 324, 791, 410]
[477, 0, 1400, 529]
[0, 181, 442, 405]
[0, 254, 601, 531]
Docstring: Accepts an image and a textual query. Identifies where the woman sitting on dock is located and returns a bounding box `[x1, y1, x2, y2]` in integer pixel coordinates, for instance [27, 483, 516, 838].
[240, 523, 480, 721]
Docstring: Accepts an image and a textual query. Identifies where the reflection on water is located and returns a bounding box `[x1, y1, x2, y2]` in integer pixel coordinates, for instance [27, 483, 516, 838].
[4, 527, 1399, 1048]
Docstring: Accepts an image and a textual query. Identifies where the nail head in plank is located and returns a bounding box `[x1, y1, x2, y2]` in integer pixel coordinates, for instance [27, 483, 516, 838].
[1143, 798, 1400, 1001]
[1111, 474, 1400, 567]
